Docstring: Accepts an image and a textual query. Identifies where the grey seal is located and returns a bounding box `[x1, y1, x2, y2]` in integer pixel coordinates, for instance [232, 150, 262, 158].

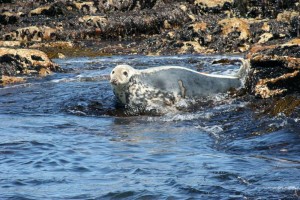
[110, 59, 250, 111]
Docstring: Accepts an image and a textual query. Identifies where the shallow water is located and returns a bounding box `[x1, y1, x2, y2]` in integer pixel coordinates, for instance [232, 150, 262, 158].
[0, 55, 299, 199]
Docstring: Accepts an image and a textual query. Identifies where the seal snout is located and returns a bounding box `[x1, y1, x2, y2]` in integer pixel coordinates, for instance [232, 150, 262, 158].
[110, 78, 119, 85]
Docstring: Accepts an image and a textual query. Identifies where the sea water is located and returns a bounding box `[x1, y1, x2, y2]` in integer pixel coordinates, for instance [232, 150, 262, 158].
[0, 55, 299, 199]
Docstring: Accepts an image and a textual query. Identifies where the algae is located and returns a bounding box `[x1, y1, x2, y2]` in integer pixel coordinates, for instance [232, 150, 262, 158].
[39, 46, 112, 59]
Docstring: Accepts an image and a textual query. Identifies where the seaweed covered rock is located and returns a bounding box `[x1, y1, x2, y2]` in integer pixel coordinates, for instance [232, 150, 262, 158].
[3, 26, 60, 42]
[233, 0, 299, 18]
[194, 0, 233, 13]
[29, 2, 71, 17]
[214, 17, 250, 52]
[0, 0, 299, 56]
[246, 39, 300, 98]
[0, 47, 61, 85]
[0, 11, 23, 25]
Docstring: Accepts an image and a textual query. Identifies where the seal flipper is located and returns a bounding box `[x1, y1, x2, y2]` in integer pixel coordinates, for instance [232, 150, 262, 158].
[178, 80, 186, 98]
[236, 58, 251, 79]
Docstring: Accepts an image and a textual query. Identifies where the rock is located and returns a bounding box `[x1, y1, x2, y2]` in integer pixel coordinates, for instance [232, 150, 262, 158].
[192, 22, 207, 31]
[38, 67, 52, 77]
[195, 0, 233, 7]
[30, 41, 74, 49]
[249, 94, 300, 118]
[0, 0, 299, 57]
[207, 17, 251, 53]
[257, 33, 273, 44]
[0, 11, 23, 25]
[57, 53, 65, 59]
[73, 2, 97, 14]
[78, 15, 108, 30]
[29, 6, 51, 16]
[262, 95, 300, 117]
[218, 18, 250, 40]
[0, 48, 61, 78]
[276, 10, 299, 23]
[245, 39, 300, 98]
[290, 15, 300, 37]
[0, 41, 21, 47]
[179, 41, 203, 54]
[1, 75, 25, 86]
[195, 0, 233, 13]
[3, 26, 59, 42]
[30, 2, 71, 17]
[233, 0, 299, 18]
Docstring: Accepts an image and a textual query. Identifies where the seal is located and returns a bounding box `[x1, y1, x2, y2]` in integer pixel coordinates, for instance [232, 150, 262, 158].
[110, 59, 250, 111]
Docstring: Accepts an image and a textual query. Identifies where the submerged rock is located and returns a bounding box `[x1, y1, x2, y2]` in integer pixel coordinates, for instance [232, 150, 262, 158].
[249, 95, 300, 118]
[0, 75, 25, 85]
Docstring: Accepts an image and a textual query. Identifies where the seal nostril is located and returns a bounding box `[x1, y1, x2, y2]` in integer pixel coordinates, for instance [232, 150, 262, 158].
[110, 79, 118, 85]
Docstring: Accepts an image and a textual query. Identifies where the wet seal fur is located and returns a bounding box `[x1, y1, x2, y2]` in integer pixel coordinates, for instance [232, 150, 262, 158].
[110, 59, 250, 112]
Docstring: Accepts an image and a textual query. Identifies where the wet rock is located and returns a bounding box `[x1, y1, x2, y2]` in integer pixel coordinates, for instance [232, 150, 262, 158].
[0, 0, 299, 71]
[194, 0, 233, 13]
[0, 48, 61, 79]
[290, 15, 300, 37]
[78, 15, 108, 31]
[0, 40, 22, 47]
[94, 0, 165, 12]
[250, 95, 300, 118]
[246, 39, 300, 98]
[73, 1, 98, 14]
[29, 5, 51, 16]
[233, 0, 299, 19]
[216, 17, 250, 52]
[0, 11, 23, 25]
[218, 18, 250, 40]
[57, 53, 65, 59]
[37, 43, 112, 59]
[265, 95, 300, 117]
[276, 10, 299, 23]
[3, 26, 60, 42]
[0, 75, 25, 86]
[36, 2, 71, 16]
[30, 41, 74, 49]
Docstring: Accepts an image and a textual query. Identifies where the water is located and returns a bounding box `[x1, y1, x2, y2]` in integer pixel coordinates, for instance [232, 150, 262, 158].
[0, 55, 299, 199]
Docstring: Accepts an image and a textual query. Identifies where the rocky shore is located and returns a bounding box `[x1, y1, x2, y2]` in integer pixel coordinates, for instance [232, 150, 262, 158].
[0, 0, 300, 106]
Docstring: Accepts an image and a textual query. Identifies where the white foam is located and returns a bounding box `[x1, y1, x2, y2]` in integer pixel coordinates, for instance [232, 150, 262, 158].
[196, 125, 224, 136]
[146, 111, 213, 122]
[50, 78, 77, 83]
[268, 119, 288, 129]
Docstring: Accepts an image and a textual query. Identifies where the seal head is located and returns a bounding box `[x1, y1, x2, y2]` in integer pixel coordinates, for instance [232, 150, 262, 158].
[110, 64, 137, 105]
[110, 64, 136, 86]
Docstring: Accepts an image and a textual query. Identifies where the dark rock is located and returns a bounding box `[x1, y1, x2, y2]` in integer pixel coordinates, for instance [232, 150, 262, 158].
[290, 16, 300, 37]
[0, 12, 22, 25]
[245, 39, 300, 98]
[233, 0, 299, 18]
[0, 0, 13, 3]
[0, 48, 61, 84]
[194, 0, 233, 14]
[250, 95, 300, 117]
[30, 2, 70, 17]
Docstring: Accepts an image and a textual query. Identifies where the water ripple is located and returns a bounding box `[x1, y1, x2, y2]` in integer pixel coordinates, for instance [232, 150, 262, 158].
[0, 55, 299, 199]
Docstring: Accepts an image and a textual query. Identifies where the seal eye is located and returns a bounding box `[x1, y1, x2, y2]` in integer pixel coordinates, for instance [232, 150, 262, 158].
[112, 71, 115, 74]
[123, 71, 128, 76]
